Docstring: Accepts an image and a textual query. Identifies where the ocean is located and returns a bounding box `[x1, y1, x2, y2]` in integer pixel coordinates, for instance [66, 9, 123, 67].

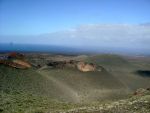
[0, 43, 149, 55]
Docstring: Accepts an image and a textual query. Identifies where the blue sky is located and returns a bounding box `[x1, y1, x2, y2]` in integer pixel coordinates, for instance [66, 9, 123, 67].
[0, 0, 150, 53]
[0, 0, 150, 35]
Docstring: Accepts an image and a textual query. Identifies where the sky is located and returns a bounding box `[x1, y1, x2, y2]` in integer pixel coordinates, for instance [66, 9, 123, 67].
[0, 0, 150, 53]
[0, 0, 150, 35]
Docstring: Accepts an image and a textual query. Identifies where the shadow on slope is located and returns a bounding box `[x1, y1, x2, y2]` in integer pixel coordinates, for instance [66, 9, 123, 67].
[135, 70, 150, 77]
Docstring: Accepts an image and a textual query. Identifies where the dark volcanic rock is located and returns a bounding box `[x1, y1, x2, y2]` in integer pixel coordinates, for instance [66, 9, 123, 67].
[47, 60, 104, 72]
[136, 70, 150, 77]
[47, 61, 66, 68]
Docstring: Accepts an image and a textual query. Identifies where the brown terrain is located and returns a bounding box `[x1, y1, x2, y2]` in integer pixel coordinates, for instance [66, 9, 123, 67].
[0, 52, 103, 72]
[0, 52, 31, 69]
[47, 60, 101, 72]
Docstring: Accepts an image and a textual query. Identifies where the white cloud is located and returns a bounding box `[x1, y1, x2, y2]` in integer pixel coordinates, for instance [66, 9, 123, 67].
[1, 24, 150, 49]
[46, 24, 150, 49]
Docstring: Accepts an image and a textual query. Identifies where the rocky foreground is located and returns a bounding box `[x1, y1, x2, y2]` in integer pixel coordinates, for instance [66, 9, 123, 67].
[54, 88, 150, 113]
[1, 88, 149, 113]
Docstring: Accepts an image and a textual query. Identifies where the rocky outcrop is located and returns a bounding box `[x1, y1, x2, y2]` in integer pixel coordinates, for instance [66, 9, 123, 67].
[133, 88, 150, 96]
[76, 62, 96, 72]
[47, 61, 67, 68]
[47, 60, 102, 72]
[12, 59, 31, 69]
[8, 52, 25, 59]
[0, 52, 31, 69]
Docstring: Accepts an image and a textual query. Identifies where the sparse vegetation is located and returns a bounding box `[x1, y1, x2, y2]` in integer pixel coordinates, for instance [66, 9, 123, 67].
[0, 53, 150, 113]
